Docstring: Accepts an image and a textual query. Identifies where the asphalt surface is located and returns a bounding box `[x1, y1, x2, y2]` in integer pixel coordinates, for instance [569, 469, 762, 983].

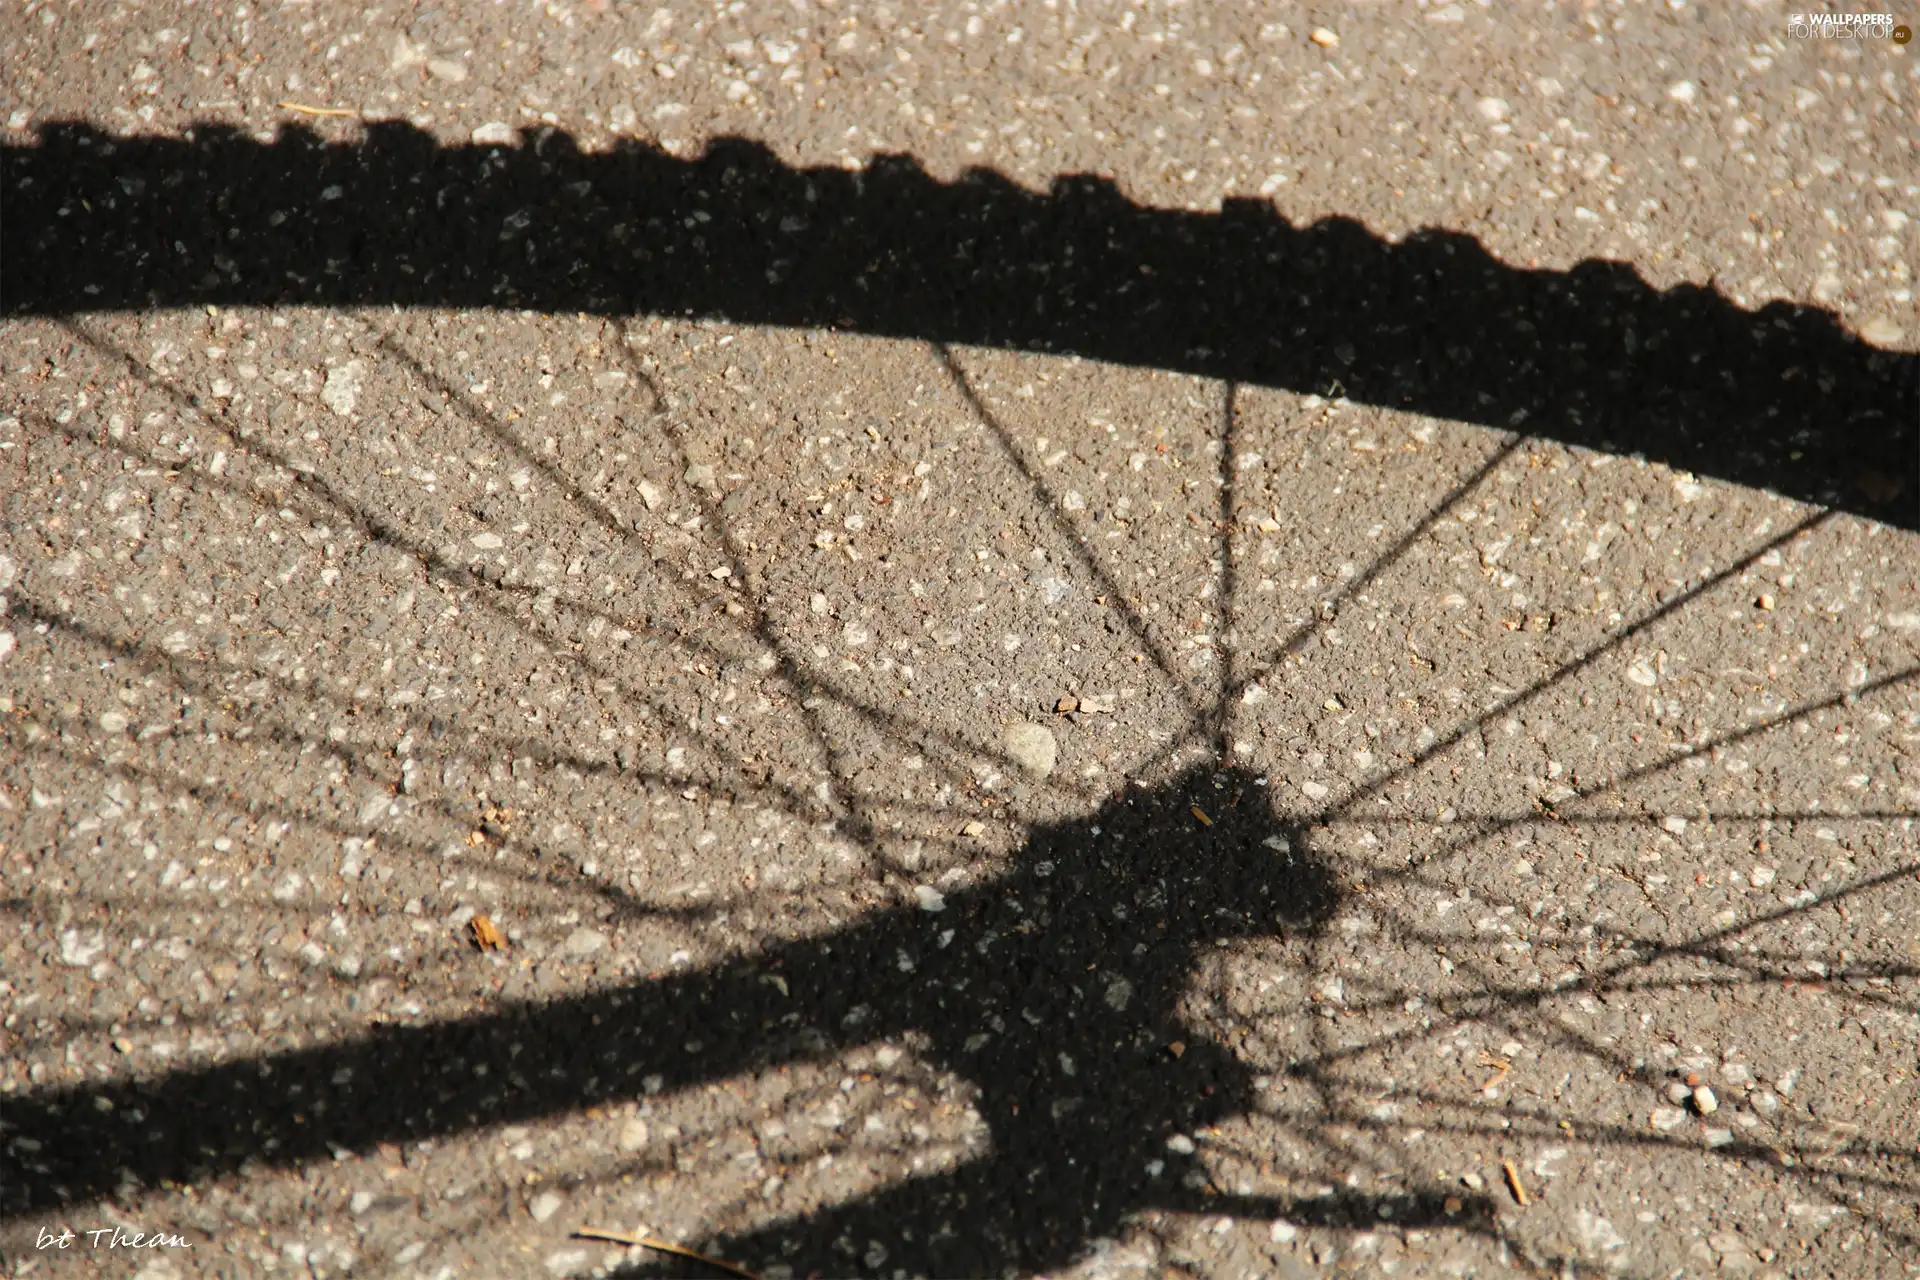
[3, 3, 1919, 1279]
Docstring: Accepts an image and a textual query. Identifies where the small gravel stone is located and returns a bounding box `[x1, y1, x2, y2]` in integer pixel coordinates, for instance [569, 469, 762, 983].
[1309, 26, 1339, 48]
[529, 1190, 565, 1223]
[1165, 1133, 1196, 1154]
[913, 885, 946, 912]
[58, 930, 105, 968]
[1003, 722, 1057, 778]
[544, 1248, 589, 1275]
[1270, 1220, 1299, 1243]
[1650, 1107, 1688, 1131]
[1476, 97, 1510, 123]
[562, 927, 607, 959]
[472, 121, 516, 145]
[1665, 1081, 1693, 1105]
[426, 57, 468, 83]
[1859, 317, 1905, 345]
[320, 361, 365, 416]
[1692, 1085, 1719, 1115]
[617, 1118, 649, 1152]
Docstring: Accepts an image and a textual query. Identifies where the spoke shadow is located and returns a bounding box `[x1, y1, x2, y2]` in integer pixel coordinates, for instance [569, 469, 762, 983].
[4, 121, 1913, 529]
[2, 765, 1510, 1275]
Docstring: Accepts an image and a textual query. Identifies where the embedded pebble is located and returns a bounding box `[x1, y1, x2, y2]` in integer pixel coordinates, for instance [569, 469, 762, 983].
[1860, 317, 1905, 345]
[59, 930, 106, 968]
[472, 121, 516, 145]
[616, 1118, 650, 1153]
[1003, 722, 1057, 778]
[1476, 97, 1510, 123]
[1692, 1085, 1719, 1116]
[562, 927, 607, 959]
[529, 1190, 565, 1223]
[1650, 1107, 1688, 1131]
[320, 362, 366, 416]
[1165, 1133, 1197, 1154]
[1308, 27, 1340, 48]
[913, 885, 946, 913]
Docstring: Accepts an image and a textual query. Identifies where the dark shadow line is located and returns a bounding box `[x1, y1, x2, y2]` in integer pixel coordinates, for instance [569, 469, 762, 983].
[6, 123, 1913, 529]
[1369, 661, 1920, 890]
[1331, 508, 1838, 838]
[1215, 380, 1240, 757]
[933, 342, 1204, 721]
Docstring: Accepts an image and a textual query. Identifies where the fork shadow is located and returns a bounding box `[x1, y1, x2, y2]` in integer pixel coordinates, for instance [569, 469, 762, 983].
[0, 764, 1493, 1272]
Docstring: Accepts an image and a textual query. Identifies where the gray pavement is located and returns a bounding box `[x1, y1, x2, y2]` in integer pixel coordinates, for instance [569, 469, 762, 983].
[3, 3, 1918, 1278]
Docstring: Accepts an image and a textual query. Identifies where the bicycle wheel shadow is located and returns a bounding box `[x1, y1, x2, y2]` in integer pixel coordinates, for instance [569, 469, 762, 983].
[606, 763, 1487, 1277]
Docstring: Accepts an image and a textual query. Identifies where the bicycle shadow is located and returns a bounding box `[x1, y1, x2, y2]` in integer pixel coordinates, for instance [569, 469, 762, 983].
[0, 761, 1496, 1273]
[664, 764, 1348, 1277]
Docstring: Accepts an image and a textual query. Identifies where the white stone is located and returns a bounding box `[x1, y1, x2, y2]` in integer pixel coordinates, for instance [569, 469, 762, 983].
[914, 885, 946, 913]
[320, 361, 365, 416]
[1476, 97, 1510, 123]
[59, 930, 106, 968]
[1860, 317, 1905, 345]
[617, 1117, 650, 1152]
[1666, 80, 1696, 104]
[529, 1190, 565, 1223]
[1574, 1210, 1626, 1253]
[472, 121, 516, 145]
[1003, 722, 1057, 778]
[562, 927, 607, 959]
[544, 1248, 590, 1276]
[471, 532, 504, 550]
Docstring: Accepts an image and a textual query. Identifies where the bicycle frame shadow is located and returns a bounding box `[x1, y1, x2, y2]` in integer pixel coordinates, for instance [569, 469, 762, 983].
[0, 763, 1496, 1273]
